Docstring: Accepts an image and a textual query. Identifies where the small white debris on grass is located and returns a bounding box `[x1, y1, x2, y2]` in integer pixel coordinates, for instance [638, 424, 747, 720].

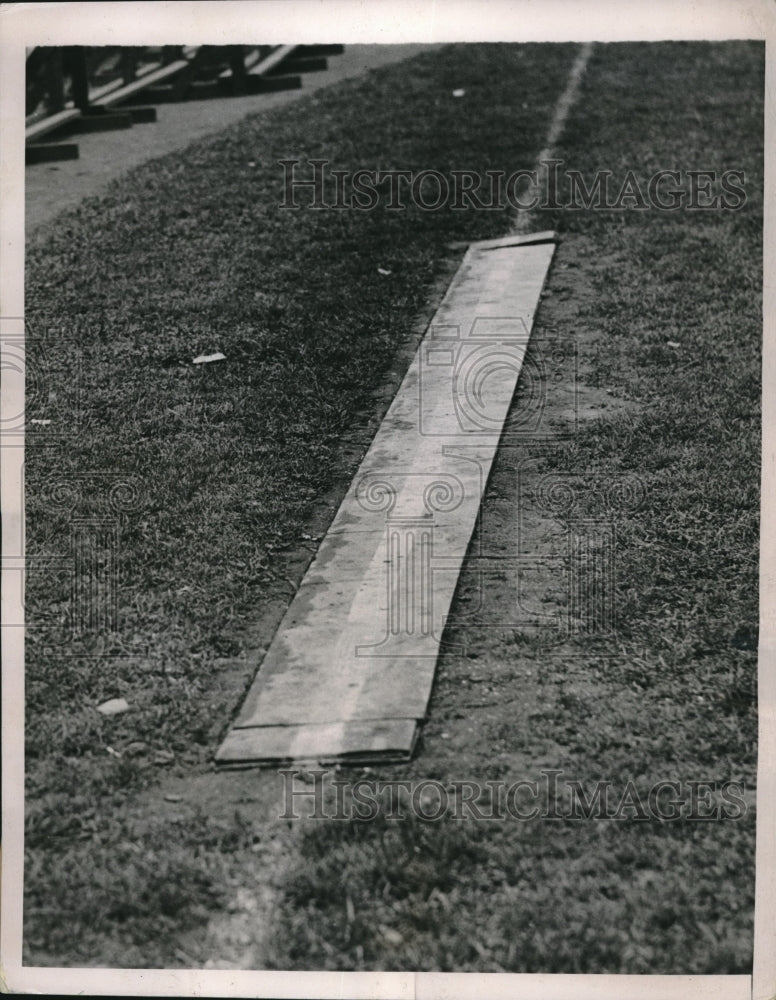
[96, 697, 130, 716]
[666, 341, 681, 348]
[377, 267, 392, 276]
[452, 88, 465, 97]
[164, 793, 183, 803]
[30, 419, 52, 425]
[379, 925, 404, 946]
[192, 352, 226, 365]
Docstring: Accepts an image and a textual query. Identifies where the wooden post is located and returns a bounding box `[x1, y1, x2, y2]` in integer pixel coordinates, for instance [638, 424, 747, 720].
[162, 45, 184, 65]
[227, 45, 247, 94]
[64, 46, 89, 111]
[120, 47, 138, 84]
[45, 48, 65, 113]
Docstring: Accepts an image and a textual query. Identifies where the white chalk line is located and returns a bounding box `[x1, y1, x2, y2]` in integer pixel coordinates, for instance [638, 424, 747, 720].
[512, 41, 595, 235]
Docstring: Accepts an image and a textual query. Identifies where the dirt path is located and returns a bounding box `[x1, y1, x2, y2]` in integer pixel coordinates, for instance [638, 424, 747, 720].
[25, 44, 434, 233]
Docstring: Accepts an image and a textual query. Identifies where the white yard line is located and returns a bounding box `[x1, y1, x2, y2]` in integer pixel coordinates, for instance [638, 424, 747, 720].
[512, 41, 595, 235]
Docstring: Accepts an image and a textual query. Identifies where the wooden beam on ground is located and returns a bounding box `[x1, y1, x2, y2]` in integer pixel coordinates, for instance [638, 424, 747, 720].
[217, 234, 557, 768]
[26, 143, 79, 164]
[69, 111, 134, 133]
[296, 44, 345, 57]
[269, 56, 328, 76]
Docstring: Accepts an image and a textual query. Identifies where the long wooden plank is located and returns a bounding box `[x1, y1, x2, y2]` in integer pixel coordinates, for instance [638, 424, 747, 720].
[99, 58, 191, 108]
[217, 235, 556, 766]
[219, 45, 297, 80]
[88, 58, 167, 103]
[247, 44, 297, 77]
[25, 108, 81, 144]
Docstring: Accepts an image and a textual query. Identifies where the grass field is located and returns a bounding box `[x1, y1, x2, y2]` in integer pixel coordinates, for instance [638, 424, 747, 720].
[24, 40, 762, 972]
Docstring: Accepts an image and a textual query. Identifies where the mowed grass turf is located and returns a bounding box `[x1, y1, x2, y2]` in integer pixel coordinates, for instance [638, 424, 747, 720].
[23, 41, 761, 973]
